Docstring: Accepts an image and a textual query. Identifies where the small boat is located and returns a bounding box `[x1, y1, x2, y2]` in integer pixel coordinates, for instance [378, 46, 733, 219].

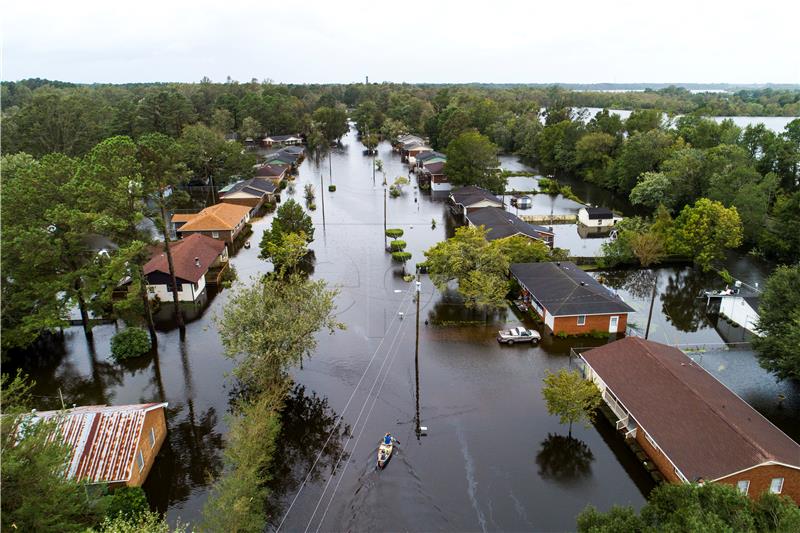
[244, 241, 251, 249]
[377, 438, 394, 469]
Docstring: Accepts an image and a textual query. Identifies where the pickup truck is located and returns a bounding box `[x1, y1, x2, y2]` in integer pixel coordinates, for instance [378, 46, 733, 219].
[497, 327, 541, 345]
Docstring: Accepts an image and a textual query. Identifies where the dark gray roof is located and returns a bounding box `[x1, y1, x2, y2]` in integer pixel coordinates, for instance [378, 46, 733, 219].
[510, 261, 635, 316]
[423, 161, 445, 174]
[585, 207, 614, 219]
[264, 152, 297, 164]
[280, 145, 305, 155]
[467, 207, 553, 241]
[450, 186, 502, 208]
[221, 177, 277, 197]
[581, 338, 800, 480]
[417, 151, 446, 162]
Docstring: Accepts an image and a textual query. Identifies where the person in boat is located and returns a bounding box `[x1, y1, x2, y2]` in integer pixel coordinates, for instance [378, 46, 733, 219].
[383, 433, 392, 446]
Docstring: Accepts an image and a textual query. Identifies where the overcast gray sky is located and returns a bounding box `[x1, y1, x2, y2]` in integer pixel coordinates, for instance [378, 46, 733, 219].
[3, 0, 799, 84]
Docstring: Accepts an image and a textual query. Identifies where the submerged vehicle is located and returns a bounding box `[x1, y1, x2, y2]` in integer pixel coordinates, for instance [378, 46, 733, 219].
[497, 327, 541, 345]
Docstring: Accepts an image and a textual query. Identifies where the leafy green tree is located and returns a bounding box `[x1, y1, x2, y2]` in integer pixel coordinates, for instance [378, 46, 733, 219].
[760, 191, 800, 262]
[629, 171, 677, 211]
[576, 132, 617, 186]
[577, 482, 800, 533]
[352, 100, 384, 136]
[93, 510, 187, 533]
[239, 116, 262, 140]
[312, 105, 349, 142]
[444, 131, 504, 192]
[611, 129, 683, 193]
[210, 107, 235, 134]
[179, 124, 255, 193]
[424, 225, 509, 308]
[599, 217, 653, 267]
[535, 120, 585, 176]
[361, 133, 379, 153]
[261, 231, 310, 277]
[752, 265, 800, 381]
[668, 198, 743, 271]
[496, 235, 551, 264]
[541, 369, 602, 436]
[110, 327, 151, 361]
[260, 199, 314, 261]
[134, 89, 197, 137]
[625, 109, 664, 135]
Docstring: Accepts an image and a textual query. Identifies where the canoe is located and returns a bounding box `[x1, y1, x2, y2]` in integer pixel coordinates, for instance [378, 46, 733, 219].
[377, 441, 393, 469]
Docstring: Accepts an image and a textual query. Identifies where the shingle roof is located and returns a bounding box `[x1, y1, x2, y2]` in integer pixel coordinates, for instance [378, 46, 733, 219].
[144, 233, 226, 283]
[584, 207, 614, 219]
[423, 161, 445, 174]
[255, 164, 287, 178]
[417, 151, 446, 162]
[581, 338, 800, 481]
[510, 261, 635, 315]
[29, 403, 168, 484]
[220, 177, 277, 197]
[280, 145, 305, 155]
[173, 203, 250, 232]
[467, 207, 552, 241]
[263, 152, 296, 165]
[450, 186, 503, 208]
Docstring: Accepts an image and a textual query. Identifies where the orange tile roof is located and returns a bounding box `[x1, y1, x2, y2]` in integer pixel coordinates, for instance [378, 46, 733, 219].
[173, 203, 250, 232]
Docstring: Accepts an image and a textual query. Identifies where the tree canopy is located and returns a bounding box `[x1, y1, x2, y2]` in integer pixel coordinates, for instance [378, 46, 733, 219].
[443, 131, 504, 193]
[752, 264, 800, 381]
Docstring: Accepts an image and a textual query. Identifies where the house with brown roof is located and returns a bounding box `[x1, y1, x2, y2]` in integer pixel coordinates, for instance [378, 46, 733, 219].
[420, 161, 451, 192]
[219, 177, 278, 214]
[577, 337, 800, 504]
[21, 403, 168, 487]
[144, 233, 228, 302]
[510, 262, 634, 335]
[172, 203, 251, 244]
[254, 163, 287, 183]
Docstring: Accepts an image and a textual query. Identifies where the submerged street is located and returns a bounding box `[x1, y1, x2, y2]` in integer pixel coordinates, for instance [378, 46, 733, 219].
[12, 126, 799, 531]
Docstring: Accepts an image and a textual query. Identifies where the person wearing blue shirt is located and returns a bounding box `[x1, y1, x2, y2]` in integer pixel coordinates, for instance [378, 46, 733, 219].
[383, 433, 392, 445]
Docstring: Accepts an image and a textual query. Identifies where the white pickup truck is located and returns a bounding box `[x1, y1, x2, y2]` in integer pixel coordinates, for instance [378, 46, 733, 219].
[497, 327, 541, 345]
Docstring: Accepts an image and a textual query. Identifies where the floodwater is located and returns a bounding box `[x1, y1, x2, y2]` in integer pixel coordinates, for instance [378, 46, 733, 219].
[580, 107, 797, 132]
[8, 126, 798, 531]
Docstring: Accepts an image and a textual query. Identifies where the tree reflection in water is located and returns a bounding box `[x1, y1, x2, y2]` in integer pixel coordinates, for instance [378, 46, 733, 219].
[659, 268, 712, 332]
[265, 384, 350, 523]
[535, 433, 594, 485]
[598, 269, 657, 301]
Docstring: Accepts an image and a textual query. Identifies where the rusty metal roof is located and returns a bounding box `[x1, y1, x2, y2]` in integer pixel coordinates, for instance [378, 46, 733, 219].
[33, 403, 168, 484]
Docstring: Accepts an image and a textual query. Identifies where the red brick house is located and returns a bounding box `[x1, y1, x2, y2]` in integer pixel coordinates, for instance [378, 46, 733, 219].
[578, 337, 800, 504]
[510, 261, 634, 335]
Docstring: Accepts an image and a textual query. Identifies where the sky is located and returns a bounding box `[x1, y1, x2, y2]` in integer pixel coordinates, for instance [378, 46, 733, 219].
[3, 0, 799, 85]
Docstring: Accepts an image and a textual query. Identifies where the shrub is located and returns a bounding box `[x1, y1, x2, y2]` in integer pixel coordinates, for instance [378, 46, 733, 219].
[102, 487, 149, 522]
[390, 240, 407, 252]
[279, 180, 288, 190]
[328, 185, 336, 192]
[110, 328, 150, 361]
[308, 202, 317, 210]
[389, 185, 401, 198]
[385, 228, 404, 239]
[391, 251, 412, 262]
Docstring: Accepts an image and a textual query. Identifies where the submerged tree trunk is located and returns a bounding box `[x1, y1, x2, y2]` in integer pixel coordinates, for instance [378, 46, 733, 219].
[138, 265, 158, 348]
[75, 285, 93, 339]
[160, 202, 185, 329]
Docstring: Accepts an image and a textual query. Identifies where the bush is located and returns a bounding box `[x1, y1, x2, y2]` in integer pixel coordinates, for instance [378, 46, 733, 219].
[328, 185, 336, 192]
[391, 251, 412, 262]
[102, 487, 148, 522]
[389, 185, 401, 198]
[279, 180, 288, 190]
[390, 240, 407, 252]
[110, 328, 150, 361]
[385, 228, 404, 238]
[308, 202, 317, 210]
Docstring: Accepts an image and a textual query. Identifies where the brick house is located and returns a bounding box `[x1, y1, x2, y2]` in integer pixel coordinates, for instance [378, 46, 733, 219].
[172, 203, 251, 244]
[420, 161, 451, 192]
[467, 207, 555, 247]
[510, 261, 634, 335]
[577, 338, 800, 504]
[21, 403, 169, 487]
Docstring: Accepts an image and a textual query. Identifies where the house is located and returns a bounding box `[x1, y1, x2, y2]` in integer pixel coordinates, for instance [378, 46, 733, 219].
[219, 177, 279, 214]
[254, 163, 287, 183]
[578, 207, 622, 228]
[262, 152, 297, 168]
[449, 185, 504, 216]
[510, 261, 634, 334]
[577, 337, 800, 504]
[280, 145, 305, 158]
[144, 233, 228, 302]
[405, 143, 433, 164]
[467, 207, 554, 247]
[262, 134, 303, 147]
[396, 134, 425, 148]
[420, 161, 451, 192]
[172, 203, 251, 244]
[20, 403, 169, 487]
[416, 151, 447, 168]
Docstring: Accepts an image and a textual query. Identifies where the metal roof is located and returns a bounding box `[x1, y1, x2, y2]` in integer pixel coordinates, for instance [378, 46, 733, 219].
[31, 403, 168, 484]
[581, 338, 800, 481]
[510, 261, 635, 316]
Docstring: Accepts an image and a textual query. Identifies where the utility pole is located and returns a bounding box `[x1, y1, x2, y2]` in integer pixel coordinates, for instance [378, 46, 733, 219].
[319, 174, 326, 229]
[383, 187, 388, 249]
[415, 276, 422, 441]
[645, 272, 659, 339]
[328, 150, 333, 185]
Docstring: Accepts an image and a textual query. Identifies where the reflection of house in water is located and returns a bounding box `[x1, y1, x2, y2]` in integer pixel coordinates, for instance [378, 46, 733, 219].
[577, 207, 622, 238]
[704, 288, 762, 342]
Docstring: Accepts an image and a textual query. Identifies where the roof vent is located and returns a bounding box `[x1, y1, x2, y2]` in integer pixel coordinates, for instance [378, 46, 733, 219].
[580, 281, 586, 286]
[195, 257, 201, 267]
[556, 262, 561, 267]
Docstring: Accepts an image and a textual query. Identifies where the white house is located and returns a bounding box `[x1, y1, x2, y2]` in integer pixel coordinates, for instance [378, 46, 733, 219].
[144, 234, 228, 303]
[578, 207, 622, 228]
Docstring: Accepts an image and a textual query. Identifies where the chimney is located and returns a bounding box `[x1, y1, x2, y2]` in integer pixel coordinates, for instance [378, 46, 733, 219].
[195, 257, 200, 267]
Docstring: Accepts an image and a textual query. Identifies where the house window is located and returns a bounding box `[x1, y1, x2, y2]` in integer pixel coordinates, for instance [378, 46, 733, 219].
[149, 427, 156, 448]
[137, 450, 145, 472]
[577, 315, 586, 326]
[737, 480, 750, 495]
[211, 231, 220, 238]
[770, 477, 784, 494]
[167, 283, 183, 292]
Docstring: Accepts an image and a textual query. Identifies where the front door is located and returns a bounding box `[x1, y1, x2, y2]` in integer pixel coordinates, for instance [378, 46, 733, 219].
[609, 316, 619, 333]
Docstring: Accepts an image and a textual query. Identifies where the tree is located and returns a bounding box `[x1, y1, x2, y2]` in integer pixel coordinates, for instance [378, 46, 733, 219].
[759, 191, 800, 263]
[752, 265, 800, 381]
[260, 231, 310, 277]
[668, 198, 743, 271]
[93, 510, 187, 533]
[535, 120, 585, 176]
[576, 132, 617, 186]
[577, 482, 800, 533]
[312, 105, 349, 142]
[629, 172, 678, 211]
[541, 368, 601, 436]
[628, 231, 666, 267]
[625, 109, 664, 135]
[179, 124, 255, 194]
[611, 129, 683, 193]
[496, 235, 551, 264]
[444, 131, 504, 193]
[424, 225, 509, 308]
[361, 133, 379, 153]
[259, 199, 314, 260]
[239, 116, 262, 140]
[210, 107, 234, 134]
